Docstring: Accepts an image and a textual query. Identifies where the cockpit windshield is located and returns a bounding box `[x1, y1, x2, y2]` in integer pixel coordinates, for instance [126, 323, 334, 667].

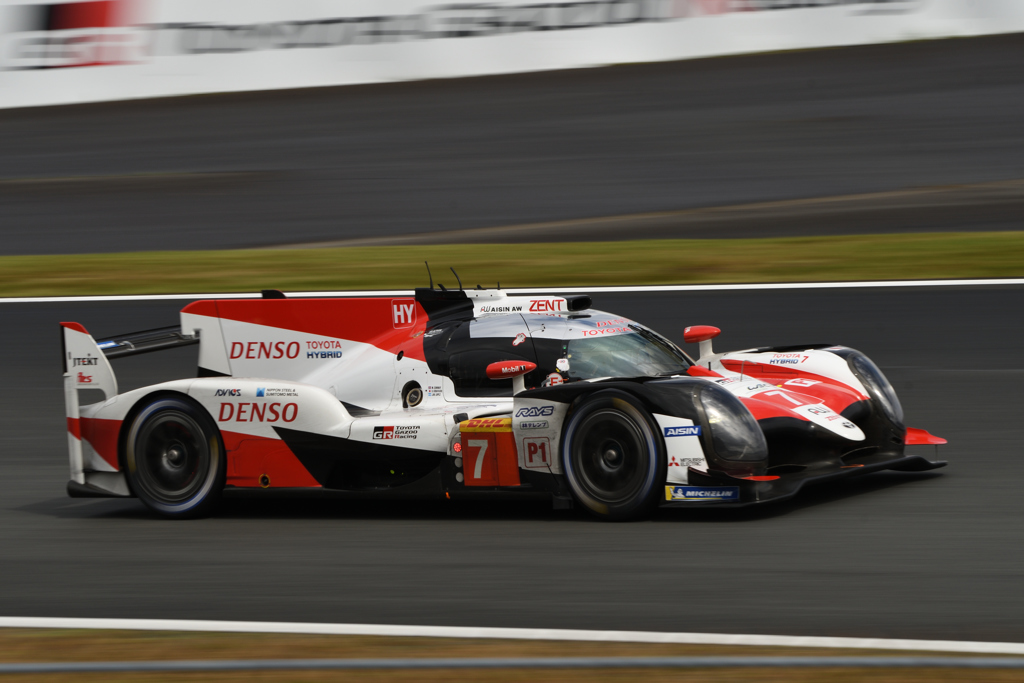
[562, 324, 692, 380]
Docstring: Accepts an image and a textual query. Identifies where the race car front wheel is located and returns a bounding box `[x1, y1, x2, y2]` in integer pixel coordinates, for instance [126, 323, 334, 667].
[561, 390, 665, 521]
[125, 396, 225, 519]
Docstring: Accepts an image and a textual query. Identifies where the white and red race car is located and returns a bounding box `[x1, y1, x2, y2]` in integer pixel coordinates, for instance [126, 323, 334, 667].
[61, 286, 946, 520]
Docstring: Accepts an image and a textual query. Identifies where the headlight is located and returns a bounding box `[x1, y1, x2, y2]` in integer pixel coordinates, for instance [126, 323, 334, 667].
[847, 352, 904, 426]
[697, 383, 768, 463]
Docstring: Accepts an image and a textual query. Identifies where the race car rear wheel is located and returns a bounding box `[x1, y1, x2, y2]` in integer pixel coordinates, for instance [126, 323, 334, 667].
[561, 390, 665, 521]
[125, 396, 225, 519]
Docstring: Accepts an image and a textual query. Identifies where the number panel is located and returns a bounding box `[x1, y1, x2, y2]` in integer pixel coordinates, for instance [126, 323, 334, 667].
[463, 434, 499, 486]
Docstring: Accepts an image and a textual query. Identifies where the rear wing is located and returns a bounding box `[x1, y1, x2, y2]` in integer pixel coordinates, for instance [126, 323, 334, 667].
[95, 325, 199, 358]
[60, 322, 199, 486]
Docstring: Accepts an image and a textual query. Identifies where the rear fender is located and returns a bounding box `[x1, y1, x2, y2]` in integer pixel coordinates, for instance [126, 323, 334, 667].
[186, 379, 352, 444]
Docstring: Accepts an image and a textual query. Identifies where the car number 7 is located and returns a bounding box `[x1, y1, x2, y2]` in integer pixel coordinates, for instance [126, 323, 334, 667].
[468, 439, 489, 479]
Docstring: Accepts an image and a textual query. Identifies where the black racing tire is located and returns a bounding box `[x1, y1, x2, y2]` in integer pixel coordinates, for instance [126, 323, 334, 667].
[124, 396, 225, 519]
[561, 390, 666, 521]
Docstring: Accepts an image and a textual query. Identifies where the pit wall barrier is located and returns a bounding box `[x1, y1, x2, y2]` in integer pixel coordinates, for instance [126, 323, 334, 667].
[1, 0, 1023, 109]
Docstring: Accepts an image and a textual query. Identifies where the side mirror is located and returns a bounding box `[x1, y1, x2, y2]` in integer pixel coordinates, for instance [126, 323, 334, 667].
[683, 325, 721, 364]
[486, 360, 537, 395]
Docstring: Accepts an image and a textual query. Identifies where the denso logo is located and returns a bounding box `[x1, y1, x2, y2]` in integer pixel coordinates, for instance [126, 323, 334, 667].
[230, 342, 300, 360]
[515, 406, 554, 417]
[392, 299, 417, 329]
[217, 402, 297, 423]
[215, 389, 241, 397]
[529, 299, 565, 312]
[664, 426, 701, 437]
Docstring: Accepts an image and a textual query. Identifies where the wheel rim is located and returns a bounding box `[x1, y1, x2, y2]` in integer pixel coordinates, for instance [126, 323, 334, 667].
[571, 408, 648, 504]
[134, 410, 210, 503]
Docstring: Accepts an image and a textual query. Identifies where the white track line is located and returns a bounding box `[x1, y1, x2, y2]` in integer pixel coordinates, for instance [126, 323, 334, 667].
[1, 618, 1024, 655]
[3, 278, 1024, 304]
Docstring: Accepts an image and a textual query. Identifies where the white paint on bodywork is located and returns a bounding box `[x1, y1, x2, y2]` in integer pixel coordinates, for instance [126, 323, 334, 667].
[653, 414, 707, 484]
[347, 410, 449, 453]
[79, 380, 197, 424]
[707, 351, 868, 441]
[187, 379, 353, 441]
[62, 325, 117, 399]
[512, 397, 568, 475]
[715, 348, 868, 397]
[218, 318, 398, 411]
[180, 312, 230, 376]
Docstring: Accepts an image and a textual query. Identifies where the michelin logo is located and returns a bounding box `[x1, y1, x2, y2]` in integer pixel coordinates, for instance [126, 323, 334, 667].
[666, 486, 739, 502]
[664, 426, 701, 437]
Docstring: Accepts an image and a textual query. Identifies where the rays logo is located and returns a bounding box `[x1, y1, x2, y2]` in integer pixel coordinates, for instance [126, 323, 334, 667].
[515, 406, 554, 418]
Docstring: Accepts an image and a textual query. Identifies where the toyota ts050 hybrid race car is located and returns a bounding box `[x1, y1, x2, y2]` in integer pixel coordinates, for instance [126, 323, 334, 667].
[60, 285, 946, 520]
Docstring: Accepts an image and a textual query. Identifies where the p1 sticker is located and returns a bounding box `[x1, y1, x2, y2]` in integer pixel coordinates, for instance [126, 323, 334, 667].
[522, 437, 551, 469]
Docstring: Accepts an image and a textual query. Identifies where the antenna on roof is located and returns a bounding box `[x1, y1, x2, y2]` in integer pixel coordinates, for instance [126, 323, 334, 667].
[497, 281, 500, 290]
[450, 267, 463, 291]
[424, 262, 434, 289]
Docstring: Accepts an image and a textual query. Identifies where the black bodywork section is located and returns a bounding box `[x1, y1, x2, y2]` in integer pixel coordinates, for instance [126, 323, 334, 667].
[274, 427, 446, 491]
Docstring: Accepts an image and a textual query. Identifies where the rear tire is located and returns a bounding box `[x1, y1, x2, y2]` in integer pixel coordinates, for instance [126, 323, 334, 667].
[125, 396, 225, 519]
[561, 390, 665, 521]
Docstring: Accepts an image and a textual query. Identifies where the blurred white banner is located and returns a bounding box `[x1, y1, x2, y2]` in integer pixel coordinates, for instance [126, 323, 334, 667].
[0, 0, 1022, 108]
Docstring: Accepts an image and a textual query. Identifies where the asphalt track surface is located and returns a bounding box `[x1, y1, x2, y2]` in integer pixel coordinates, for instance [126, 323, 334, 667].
[3, 284, 1023, 641]
[2, 33, 1024, 254]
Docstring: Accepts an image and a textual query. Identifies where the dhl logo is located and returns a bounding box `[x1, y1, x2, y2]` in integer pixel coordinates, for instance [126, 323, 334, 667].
[460, 417, 513, 433]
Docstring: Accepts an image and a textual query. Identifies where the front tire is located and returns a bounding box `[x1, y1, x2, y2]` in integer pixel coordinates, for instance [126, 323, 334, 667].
[561, 390, 665, 521]
[125, 396, 225, 519]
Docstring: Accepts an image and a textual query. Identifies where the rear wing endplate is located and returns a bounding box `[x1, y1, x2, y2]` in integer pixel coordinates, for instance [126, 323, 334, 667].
[60, 322, 199, 486]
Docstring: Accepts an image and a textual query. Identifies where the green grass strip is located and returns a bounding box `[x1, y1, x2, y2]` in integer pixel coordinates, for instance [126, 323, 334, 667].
[3, 232, 1024, 297]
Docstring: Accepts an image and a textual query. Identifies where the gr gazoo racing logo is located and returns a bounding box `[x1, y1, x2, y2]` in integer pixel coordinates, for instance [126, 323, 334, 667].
[1, 0, 147, 70]
[373, 425, 419, 440]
